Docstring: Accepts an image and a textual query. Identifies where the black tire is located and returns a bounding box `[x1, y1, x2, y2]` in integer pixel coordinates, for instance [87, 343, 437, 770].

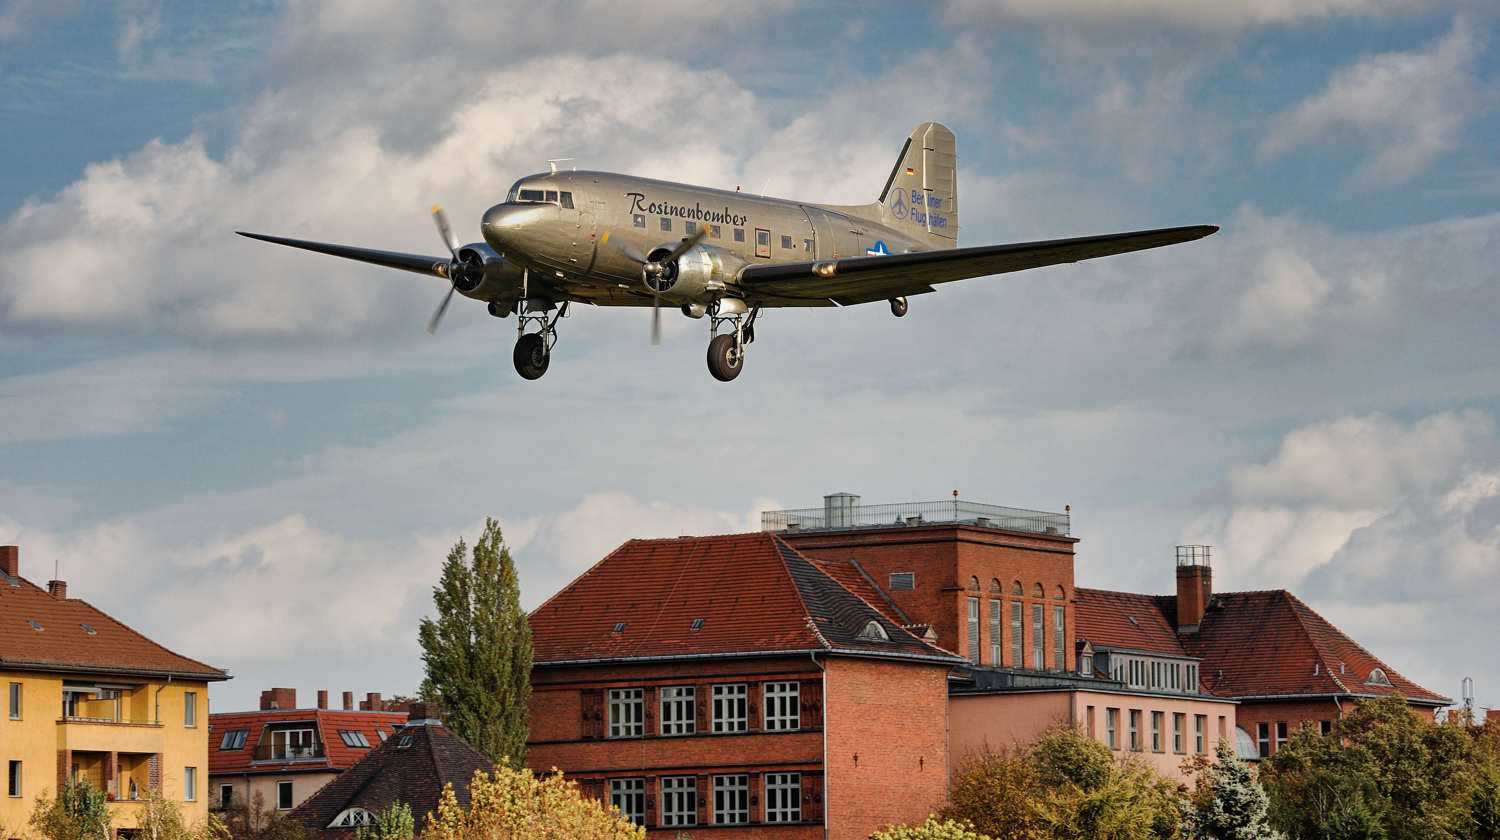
[889, 296, 908, 317]
[513, 333, 550, 380]
[487, 301, 511, 318]
[707, 333, 744, 382]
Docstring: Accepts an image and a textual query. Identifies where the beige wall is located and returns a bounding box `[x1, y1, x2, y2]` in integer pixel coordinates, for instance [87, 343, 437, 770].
[949, 689, 1237, 783]
[212, 772, 338, 816]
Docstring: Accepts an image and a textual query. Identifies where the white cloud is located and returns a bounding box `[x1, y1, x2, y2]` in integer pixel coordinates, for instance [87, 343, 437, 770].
[0, 0, 81, 42]
[1260, 17, 1487, 185]
[940, 0, 1440, 27]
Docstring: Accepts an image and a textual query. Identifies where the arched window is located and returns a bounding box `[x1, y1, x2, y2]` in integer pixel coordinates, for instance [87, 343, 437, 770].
[328, 809, 377, 829]
[858, 620, 890, 642]
[1367, 668, 1392, 687]
[968, 576, 981, 592]
[1010, 581, 1023, 595]
[989, 578, 1002, 593]
[1033, 583, 1045, 598]
[1053, 585, 1066, 600]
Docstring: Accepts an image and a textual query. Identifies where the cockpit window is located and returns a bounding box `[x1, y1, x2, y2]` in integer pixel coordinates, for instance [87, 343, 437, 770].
[559, 192, 574, 209]
[544, 190, 558, 203]
[519, 189, 545, 202]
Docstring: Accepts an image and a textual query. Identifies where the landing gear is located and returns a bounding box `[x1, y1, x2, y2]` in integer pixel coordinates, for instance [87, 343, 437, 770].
[707, 303, 758, 382]
[488, 301, 511, 318]
[512, 300, 566, 380]
[889, 296, 908, 317]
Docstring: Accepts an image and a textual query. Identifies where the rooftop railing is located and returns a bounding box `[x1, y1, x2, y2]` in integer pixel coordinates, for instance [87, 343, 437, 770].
[251, 743, 326, 762]
[761, 499, 1070, 536]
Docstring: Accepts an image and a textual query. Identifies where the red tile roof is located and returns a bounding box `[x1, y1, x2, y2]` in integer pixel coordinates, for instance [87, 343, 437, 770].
[528, 532, 962, 666]
[1074, 588, 1448, 705]
[209, 709, 410, 776]
[0, 574, 226, 680]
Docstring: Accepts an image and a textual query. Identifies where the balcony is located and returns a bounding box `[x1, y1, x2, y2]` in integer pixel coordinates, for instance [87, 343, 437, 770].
[762, 496, 1071, 537]
[251, 742, 326, 763]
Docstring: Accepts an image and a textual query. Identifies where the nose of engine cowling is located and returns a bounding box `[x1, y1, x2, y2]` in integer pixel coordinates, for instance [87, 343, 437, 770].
[480, 203, 549, 254]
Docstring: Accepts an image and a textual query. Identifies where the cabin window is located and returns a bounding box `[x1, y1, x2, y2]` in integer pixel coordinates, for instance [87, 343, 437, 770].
[632, 214, 645, 228]
[733, 228, 745, 243]
[780, 234, 793, 250]
[755, 229, 771, 258]
[519, 189, 545, 202]
[710, 224, 722, 238]
[660, 217, 672, 232]
[559, 192, 574, 209]
[685, 221, 698, 235]
[804, 238, 814, 253]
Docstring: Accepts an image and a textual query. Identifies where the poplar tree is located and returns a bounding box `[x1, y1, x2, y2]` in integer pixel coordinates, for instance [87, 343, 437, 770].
[418, 518, 532, 767]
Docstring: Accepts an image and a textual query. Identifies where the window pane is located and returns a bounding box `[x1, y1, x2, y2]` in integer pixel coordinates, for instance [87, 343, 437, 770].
[1031, 604, 1044, 669]
[661, 217, 672, 231]
[780, 235, 793, 249]
[710, 224, 721, 238]
[1010, 602, 1023, 667]
[607, 689, 643, 738]
[966, 598, 980, 665]
[185, 692, 196, 726]
[660, 686, 695, 736]
[610, 778, 645, 826]
[632, 214, 645, 228]
[733, 228, 745, 242]
[519, 189, 544, 201]
[713, 774, 748, 825]
[765, 773, 801, 823]
[8, 683, 19, 719]
[559, 192, 574, 209]
[661, 776, 697, 827]
[988, 601, 1002, 666]
[764, 682, 800, 731]
[544, 190, 558, 202]
[277, 781, 293, 810]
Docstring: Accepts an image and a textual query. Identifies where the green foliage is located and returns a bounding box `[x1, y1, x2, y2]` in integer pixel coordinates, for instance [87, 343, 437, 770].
[420, 768, 642, 840]
[1261, 697, 1479, 840]
[1472, 763, 1500, 840]
[29, 780, 111, 840]
[418, 518, 534, 767]
[221, 790, 314, 840]
[871, 815, 994, 839]
[355, 803, 414, 840]
[137, 788, 230, 840]
[943, 726, 1185, 840]
[1185, 741, 1282, 840]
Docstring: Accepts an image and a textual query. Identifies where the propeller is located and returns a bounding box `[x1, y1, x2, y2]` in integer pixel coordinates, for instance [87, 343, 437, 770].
[633, 226, 708, 345]
[427, 204, 463, 334]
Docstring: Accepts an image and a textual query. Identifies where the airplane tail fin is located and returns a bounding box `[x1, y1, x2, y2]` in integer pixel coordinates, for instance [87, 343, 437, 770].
[877, 122, 958, 248]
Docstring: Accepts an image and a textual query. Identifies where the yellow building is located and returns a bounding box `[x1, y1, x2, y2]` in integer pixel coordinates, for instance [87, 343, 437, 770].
[0, 545, 229, 836]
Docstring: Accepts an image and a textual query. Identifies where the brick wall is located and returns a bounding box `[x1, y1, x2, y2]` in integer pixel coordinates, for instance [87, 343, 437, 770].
[824, 657, 950, 840]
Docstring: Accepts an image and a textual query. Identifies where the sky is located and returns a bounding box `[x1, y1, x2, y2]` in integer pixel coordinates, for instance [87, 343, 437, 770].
[1, 0, 1498, 714]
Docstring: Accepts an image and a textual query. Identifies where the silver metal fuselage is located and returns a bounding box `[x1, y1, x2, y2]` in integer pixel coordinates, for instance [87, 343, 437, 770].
[474, 171, 929, 309]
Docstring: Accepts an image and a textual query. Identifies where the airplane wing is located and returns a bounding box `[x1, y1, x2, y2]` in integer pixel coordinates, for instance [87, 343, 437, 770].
[237, 231, 451, 279]
[735, 225, 1218, 306]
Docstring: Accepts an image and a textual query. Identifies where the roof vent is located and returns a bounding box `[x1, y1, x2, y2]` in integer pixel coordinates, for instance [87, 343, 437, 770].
[27, 619, 42, 632]
[397, 734, 413, 749]
[1126, 615, 1139, 627]
[1367, 668, 1391, 687]
[690, 618, 704, 632]
[858, 620, 890, 642]
[80, 623, 96, 636]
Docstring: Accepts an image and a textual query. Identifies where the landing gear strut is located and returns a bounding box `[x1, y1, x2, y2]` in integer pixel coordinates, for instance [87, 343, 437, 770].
[889, 296, 908, 317]
[707, 303, 758, 382]
[513, 300, 566, 380]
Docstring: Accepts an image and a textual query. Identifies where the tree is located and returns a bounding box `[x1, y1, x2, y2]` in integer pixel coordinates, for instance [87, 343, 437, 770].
[29, 780, 111, 840]
[221, 790, 313, 840]
[871, 816, 994, 839]
[136, 789, 229, 840]
[420, 767, 642, 840]
[1186, 741, 1283, 840]
[355, 803, 413, 840]
[418, 518, 533, 767]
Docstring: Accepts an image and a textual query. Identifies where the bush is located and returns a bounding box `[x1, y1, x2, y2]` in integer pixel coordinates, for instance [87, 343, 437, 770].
[1184, 741, 1282, 840]
[221, 791, 313, 840]
[29, 780, 111, 840]
[420, 767, 642, 840]
[355, 803, 414, 840]
[871, 815, 993, 839]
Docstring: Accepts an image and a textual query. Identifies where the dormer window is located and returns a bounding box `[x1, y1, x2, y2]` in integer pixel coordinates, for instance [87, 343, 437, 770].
[1367, 668, 1392, 687]
[328, 808, 376, 828]
[858, 620, 890, 642]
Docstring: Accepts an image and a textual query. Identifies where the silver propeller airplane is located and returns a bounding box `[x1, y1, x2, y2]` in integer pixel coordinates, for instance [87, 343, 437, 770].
[239, 123, 1216, 382]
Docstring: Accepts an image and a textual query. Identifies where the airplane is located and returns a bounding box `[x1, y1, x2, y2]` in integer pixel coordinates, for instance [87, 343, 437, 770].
[238, 122, 1216, 382]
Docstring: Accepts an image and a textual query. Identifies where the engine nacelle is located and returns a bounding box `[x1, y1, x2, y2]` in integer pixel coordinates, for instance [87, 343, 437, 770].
[680, 303, 707, 319]
[455, 243, 525, 304]
[644, 243, 745, 304]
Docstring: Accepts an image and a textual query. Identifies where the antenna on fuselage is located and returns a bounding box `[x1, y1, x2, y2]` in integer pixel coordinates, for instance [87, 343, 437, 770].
[547, 158, 576, 173]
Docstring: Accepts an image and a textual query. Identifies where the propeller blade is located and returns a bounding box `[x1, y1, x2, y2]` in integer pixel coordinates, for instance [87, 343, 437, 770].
[431, 204, 460, 259]
[651, 294, 662, 346]
[663, 226, 709, 264]
[427, 284, 457, 334]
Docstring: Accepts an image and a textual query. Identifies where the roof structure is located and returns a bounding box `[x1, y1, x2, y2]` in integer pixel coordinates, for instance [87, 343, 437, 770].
[289, 720, 493, 835]
[1075, 587, 1448, 705]
[0, 571, 226, 680]
[528, 532, 963, 666]
[210, 708, 409, 776]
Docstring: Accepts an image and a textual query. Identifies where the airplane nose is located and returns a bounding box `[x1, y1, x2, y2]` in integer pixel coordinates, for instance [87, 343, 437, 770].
[481, 203, 545, 252]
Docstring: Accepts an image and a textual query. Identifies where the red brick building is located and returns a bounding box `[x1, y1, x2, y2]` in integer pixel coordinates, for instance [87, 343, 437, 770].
[525, 532, 965, 839]
[209, 688, 408, 815]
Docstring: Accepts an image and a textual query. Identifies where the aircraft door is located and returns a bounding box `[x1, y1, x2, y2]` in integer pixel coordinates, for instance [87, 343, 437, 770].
[800, 207, 839, 259]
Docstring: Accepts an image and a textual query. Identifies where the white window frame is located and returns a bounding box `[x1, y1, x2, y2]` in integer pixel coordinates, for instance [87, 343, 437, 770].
[966, 597, 980, 664]
[276, 780, 294, 811]
[1195, 714, 1207, 754]
[607, 688, 644, 739]
[1106, 708, 1119, 750]
[1151, 711, 1164, 753]
[218, 784, 233, 810]
[763, 682, 801, 731]
[711, 684, 747, 733]
[8, 682, 19, 720]
[328, 808, 375, 828]
[659, 686, 696, 736]
[765, 773, 801, 823]
[184, 691, 197, 727]
[609, 778, 645, 826]
[1053, 606, 1065, 670]
[988, 601, 1002, 665]
[1173, 712, 1186, 754]
[184, 766, 197, 802]
[660, 776, 697, 827]
[1010, 601, 1023, 667]
[1031, 604, 1044, 669]
[1129, 710, 1142, 752]
[713, 774, 748, 825]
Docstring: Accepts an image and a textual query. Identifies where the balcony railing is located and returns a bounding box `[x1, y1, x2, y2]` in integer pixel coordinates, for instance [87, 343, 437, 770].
[251, 743, 326, 762]
[761, 499, 1070, 536]
[59, 714, 161, 726]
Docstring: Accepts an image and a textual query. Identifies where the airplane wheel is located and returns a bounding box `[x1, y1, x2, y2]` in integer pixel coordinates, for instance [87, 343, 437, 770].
[707, 334, 743, 382]
[488, 301, 511, 318]
[889, 296, 908, 317]
[513, 333, 550, 380]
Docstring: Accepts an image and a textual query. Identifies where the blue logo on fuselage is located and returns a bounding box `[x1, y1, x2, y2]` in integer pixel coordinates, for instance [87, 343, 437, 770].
[866, 240, 892, 256]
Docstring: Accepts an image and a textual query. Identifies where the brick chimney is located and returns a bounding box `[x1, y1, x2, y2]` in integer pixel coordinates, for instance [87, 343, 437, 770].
[316, 690, 329, 710]
[47, 580, 67, 599]
[360, 692, 382, 711]
[1175, 545, 1212, 633]
[0, 546, 17, 578]
[341, 691, 354, 711]
[259, 687, 297, 710]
